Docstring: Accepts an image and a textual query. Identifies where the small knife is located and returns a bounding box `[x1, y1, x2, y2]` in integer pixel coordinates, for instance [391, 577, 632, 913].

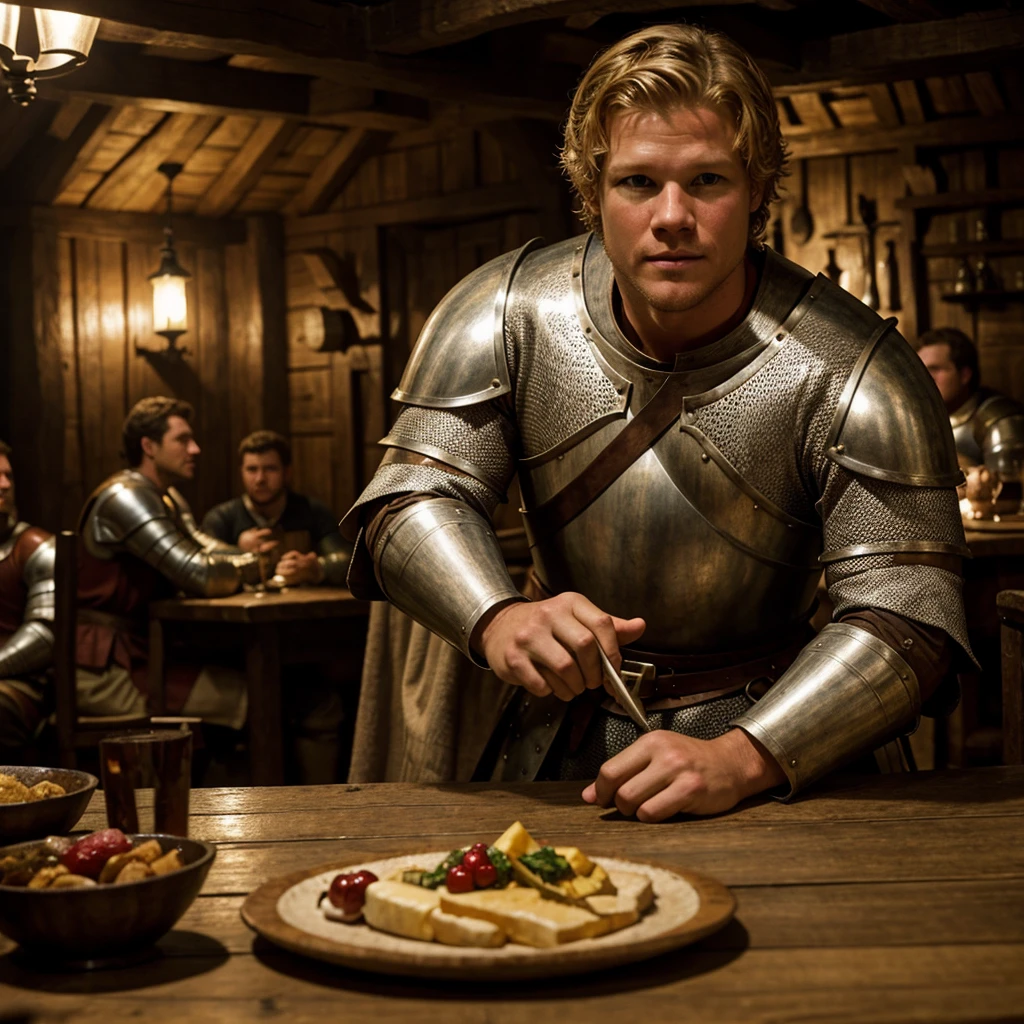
[597, 646, 652, 734]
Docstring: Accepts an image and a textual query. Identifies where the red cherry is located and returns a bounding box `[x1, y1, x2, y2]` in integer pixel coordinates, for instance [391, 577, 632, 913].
[470, 842, 489, 854]
[462, 849, 490, 873]
[328, 869, 378, 918]
[474, 862, 497, 889]
[446, 864, 474, 893]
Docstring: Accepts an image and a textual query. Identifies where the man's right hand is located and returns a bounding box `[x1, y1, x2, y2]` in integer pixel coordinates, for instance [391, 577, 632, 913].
[474, 592, 646, 702]
[237, 527, 277, 554]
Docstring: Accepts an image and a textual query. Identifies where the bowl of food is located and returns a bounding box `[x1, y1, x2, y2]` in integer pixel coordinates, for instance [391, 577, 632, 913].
[0, 828, 216, 967]
[0, 766, 98, 843]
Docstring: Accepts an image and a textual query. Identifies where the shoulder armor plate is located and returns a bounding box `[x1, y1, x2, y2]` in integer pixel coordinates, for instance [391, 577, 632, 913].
[22, 534, 55, 586]
[80, 470, 170, 554]
[825, 323, 963, 487]
[0, 521, 29, 563]
[392, 238, 543, 409]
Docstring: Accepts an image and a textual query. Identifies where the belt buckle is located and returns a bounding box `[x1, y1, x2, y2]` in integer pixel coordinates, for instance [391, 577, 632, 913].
[620, 660, 656, 700]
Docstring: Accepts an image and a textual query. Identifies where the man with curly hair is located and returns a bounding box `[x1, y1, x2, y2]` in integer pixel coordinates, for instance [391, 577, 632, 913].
[342, 24, 972, 816]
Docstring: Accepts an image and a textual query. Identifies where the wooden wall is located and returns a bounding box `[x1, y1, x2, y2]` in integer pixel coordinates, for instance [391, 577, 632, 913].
[283, 127, 550, 522]
[1, 209, 288, 530]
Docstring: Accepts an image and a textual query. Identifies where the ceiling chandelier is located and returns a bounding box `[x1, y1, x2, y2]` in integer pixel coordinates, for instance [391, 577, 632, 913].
[0, 5, 99, 106]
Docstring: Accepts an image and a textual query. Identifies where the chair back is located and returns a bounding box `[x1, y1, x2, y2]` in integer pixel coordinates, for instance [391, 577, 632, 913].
[53, 529, 79, 767]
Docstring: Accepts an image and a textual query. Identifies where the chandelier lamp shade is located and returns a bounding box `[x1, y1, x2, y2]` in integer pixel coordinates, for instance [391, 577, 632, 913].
[0, 5, 99, 105]
[146, 162, 191, 356]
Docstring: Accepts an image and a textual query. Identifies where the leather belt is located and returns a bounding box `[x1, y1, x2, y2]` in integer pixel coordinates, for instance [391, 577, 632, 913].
[620, 630, 812, 701]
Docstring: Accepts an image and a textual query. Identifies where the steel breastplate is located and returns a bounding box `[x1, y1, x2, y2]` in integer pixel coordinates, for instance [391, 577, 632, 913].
[510, 237, 823, 652]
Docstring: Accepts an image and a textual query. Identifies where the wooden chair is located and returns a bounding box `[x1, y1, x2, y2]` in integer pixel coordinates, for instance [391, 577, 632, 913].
[52, 530, 149, 768]
[996, 589, 1024, 765]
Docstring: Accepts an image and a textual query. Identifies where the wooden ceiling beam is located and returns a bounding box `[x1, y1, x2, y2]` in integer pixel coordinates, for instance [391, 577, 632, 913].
[285, 129, 392, 217]
[0, 102, 115, 205]
[195, 118, 298, 218]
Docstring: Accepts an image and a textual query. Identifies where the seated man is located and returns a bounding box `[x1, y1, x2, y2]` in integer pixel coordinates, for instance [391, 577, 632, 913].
[915, 327, 1024, 472]
[343, 23, 972, 819]
[201, 431, 350, 587]
[0, 440, 55, 757]
[77, 398, 341, 781]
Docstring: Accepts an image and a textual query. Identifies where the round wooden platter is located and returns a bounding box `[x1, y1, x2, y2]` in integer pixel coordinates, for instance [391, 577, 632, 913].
[241, 849, 736, 981]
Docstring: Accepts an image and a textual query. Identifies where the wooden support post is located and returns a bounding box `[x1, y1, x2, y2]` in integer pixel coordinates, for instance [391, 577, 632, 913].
[1002, 623, 1024, 766]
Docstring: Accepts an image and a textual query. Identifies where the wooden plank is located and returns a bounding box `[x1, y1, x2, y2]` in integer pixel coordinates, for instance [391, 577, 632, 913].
[195, 246, 231, 513]
[786, 114, 1024, 160]
[122, 114, 219, 212]
[87, 112, 201, 210]
[788, 91, 836, 131]
[926, 75, 972, 116]
[895, 188, 1024, 210]
[96, 239, 127, 484]
[285, 129, 392, 216]
[864, 83, 902, 128]
[965, 71, 1006, 117]
[309, 80, 430, 132]
[1003, 623, 1024, 765]
[195, 118, 297, 218]
[125, 240, 164, 408]
[285, 183, 538, 239]
[73, 236, 104, 495]
[225, 240, 262, 456]
[57, 237, 83, 526]
[49, 206, 247, 246]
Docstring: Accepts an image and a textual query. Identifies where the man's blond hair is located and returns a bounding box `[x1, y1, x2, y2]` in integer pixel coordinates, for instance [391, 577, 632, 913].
[560, 23, 786, 247]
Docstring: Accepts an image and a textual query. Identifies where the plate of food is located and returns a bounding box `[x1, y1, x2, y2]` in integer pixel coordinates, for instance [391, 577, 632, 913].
[0, 766, 98, 842]
[242, 821, 735, 979]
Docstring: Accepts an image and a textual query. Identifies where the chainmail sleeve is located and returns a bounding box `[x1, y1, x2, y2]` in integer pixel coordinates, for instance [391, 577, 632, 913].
[818, 464, 974, 662]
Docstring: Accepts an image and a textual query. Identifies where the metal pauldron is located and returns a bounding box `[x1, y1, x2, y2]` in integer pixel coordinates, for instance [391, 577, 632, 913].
[22, 537, 55, 623]
[730, 622, 920, 797]
[317, 535, 352, 587]
[0, 621, 54, 678]
[374, 497, 525, 664]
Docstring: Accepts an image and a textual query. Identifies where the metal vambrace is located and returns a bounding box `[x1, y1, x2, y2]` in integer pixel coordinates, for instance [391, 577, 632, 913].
[374, 497, 525, 665]
[730, 622, 920, 797]
[0, 621, 55, 678]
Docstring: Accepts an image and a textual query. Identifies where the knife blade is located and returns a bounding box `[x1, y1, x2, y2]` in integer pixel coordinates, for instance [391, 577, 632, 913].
[597, 646, 651, 734]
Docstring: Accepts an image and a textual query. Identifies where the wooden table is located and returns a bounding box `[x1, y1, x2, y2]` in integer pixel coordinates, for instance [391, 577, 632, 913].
[2, 769, 1022, 1022]
[148, 587, 369, 785]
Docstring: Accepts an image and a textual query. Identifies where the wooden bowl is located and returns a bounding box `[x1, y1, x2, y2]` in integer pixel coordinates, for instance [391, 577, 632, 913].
[0, 833, 215, 967]
[0, 766, 98, 843]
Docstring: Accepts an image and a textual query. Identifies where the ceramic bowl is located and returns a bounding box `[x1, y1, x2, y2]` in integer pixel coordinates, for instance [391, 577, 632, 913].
[0, 765, 98, 843]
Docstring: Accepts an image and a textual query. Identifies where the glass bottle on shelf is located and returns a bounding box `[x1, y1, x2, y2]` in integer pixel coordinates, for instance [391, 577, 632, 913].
[824, 248, 842, 284]
[882, 239, 901, 311]
[954, 258, 974, 294]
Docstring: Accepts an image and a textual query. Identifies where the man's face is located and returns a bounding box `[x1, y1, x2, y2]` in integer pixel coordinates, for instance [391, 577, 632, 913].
[917, 343, 972, 410]
[241, 450, 289, 506]
[0, 455, 14, 517]
[145, 415, 200, 482]
[598, 103, 758, 317]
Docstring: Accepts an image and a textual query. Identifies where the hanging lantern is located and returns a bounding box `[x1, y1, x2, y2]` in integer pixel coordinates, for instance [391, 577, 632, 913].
[0, 5, 99, 106]
[147, 162, 191, 356]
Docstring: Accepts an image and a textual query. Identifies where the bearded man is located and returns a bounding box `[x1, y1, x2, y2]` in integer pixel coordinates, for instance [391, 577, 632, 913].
[0, 440, 55, 756]
[342, 25, 972, 818]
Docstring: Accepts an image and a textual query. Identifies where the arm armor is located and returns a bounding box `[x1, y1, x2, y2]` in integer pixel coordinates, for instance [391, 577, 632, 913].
[731, 622, 920, 797]
[976, 395, 1024, 474]
[0, 537, 55, 678]
[374, 497, 525, 664]
[317, 533, 352, 587]
[85, 477, 257, 596]
[167, 488, 246, 556]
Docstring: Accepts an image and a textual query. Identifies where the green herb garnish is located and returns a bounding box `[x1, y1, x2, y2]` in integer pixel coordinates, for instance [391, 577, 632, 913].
[486, 846, 512, 888]
[519, 846, 573, 884]
[419, 848, 465, 889]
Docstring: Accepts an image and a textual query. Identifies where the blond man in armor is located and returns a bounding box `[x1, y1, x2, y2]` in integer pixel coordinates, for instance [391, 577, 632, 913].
[344, 25, 972, 817]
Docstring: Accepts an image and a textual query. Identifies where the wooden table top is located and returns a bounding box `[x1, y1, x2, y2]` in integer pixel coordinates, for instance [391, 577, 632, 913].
[2, 768, 1023, 1022]
[149, 586, 370, 623]
[965, 524, 1024, 558]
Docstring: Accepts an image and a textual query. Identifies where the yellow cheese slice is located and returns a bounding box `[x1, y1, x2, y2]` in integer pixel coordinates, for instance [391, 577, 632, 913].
[492, 820, 540, 859]
[362, 880, 441, 941]
[440, 887, 605, 948]
[584, 893, 640, 933]
[429, 908, 506, 947]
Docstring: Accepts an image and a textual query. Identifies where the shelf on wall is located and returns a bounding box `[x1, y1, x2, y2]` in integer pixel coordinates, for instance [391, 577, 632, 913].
[896, 188, 1024, 212]
[922, 240, 1024, 258]
[940, 290, 1024, 309]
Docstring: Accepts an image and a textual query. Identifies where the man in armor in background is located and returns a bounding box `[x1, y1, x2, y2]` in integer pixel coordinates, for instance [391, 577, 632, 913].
[0, 440, 55, 756]
[343, 25, 973, 819]
[201, 430, 351, 588]
[78, 397, 342, 782]
[914, 327, 1024, 473]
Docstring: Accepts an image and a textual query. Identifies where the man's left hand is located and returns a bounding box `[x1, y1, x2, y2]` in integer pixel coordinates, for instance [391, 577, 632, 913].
[581, 728, 786, 821]
[273, 550, 323, 586]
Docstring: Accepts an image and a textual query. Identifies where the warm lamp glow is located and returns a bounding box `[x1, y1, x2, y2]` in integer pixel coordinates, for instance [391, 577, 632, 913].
[151, 273, 188, 336]
[33, 8, 99, 73]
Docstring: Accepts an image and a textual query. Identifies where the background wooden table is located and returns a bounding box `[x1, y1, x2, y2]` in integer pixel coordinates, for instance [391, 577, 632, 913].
[1, 769, 1022, 1022]
[148, 587, 369, 784]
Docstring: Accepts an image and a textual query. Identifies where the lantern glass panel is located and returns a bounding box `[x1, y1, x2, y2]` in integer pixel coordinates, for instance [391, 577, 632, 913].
[151, 273, 188, 335]
[0, 4, 22, 64]
[33, 9, 98, 72]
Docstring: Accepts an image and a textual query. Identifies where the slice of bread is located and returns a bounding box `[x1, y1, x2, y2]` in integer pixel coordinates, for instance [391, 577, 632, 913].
[363, 880, 441, 941]
[440, 887, 605, 948]
[429, 908, 506, 948]
[584, 893, 640, 933]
